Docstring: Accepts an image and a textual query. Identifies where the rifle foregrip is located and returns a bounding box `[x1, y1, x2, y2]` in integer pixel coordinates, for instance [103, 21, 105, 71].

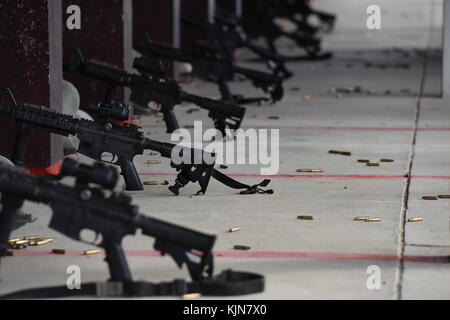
[83, 62, 129, 86]
[11, 131, 30, 166]
[162, 106, 179, 134]
[117, 157, 143, 191]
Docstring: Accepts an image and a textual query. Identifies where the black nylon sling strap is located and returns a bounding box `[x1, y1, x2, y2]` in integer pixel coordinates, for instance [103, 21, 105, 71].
[211, 169, 274, 195]
[0, 270, 264, 299]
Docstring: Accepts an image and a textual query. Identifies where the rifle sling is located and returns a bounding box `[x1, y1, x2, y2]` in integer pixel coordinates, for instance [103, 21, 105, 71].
[0, 270, 264, 299]
[211, 169, 274, 195]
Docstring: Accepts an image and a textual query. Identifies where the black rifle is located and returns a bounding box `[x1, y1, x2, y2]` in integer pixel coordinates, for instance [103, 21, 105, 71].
[65, 48, 245, 136]
[253, 0, 335, 36]
[135, 36, 284, 105]
[239, 0, 330, 59]
[0, 88, 214, 193]
[268, 0, 320, 36]
[0, 160, 264, 298]
[278, 0, 336, 33]
[180, 12, 293, 79]
[0, 89, 273, 195]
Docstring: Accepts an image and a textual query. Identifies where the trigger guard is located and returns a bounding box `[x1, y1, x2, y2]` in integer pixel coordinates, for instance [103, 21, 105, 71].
[153, 101, 165, 113]
[78, 231, 102, 247]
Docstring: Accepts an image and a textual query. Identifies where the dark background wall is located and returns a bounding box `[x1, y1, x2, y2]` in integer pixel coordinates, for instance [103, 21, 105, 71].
[0, 0, 63, 168]
[243, 0, 257, 18]
[216, 0, 236, 13]
[133, 0, 174, 46]
[181, 0, 208, 50]
[62, 0, 132, 109]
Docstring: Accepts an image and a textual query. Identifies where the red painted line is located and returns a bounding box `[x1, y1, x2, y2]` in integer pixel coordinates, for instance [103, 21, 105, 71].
[142, 124, 450, 132]
[315, 93, 443, 99]
[247, 126, 450, 131]
[403, 255, 450, 264]
[139, 172, 405, 179]
[418, 127, 450, 131]
[139, 172, 406, 179]
[215, 251, 450, 264]
[140, 172, 178, 177]
[245, 126, 415, 131]
[411, 175, 450, 180]
[139, 173, 450, 180]
[7, 250, 449, 264]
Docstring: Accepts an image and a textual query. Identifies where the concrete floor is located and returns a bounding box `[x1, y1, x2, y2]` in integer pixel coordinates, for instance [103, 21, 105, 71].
[1, 0, 449, 299]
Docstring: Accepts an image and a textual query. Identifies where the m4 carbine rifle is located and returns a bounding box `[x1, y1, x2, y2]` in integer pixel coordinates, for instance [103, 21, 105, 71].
[267, 0, 320, 36]
[239, 0, 329, 59]
[277, 0, 336, 33]
[0, 88, 213, 193]
[65, 48, 245, 136]
[0, 159, 264, 298]
[135, 35, 284, 105]
[0, 89, 272, 195]
[180, 12, 293, 79]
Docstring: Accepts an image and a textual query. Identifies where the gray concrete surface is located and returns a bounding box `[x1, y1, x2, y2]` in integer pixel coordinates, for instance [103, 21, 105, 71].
[0, 0, 449, 300]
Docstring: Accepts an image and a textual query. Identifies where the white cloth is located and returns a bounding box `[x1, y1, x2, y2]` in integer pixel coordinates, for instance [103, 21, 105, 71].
[62, 80, 93, 154]
[0, 156, 14, 167]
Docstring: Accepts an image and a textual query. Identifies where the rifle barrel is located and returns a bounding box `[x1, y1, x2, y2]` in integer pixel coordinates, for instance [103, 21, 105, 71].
[232, 65, 282, 84]
[142, 139, 176, 158]
[138, 42, 193, 64]
[181, 92, 245, 118]
[136, 215, 216, 252]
